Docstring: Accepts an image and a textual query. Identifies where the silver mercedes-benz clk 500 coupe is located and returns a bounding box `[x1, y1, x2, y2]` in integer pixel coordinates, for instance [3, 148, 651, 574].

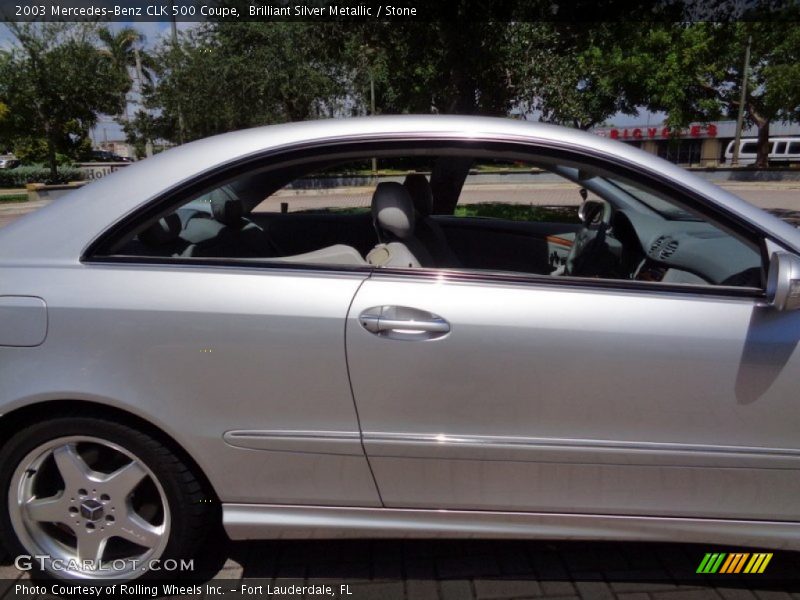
[1, 116, 799, 581]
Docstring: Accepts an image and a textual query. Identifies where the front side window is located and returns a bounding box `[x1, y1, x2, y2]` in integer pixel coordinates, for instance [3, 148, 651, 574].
[103, 148, 764, 290]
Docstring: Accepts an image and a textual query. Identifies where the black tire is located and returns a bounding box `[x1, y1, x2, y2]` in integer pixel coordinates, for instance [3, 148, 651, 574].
[0, 415, 218, 581]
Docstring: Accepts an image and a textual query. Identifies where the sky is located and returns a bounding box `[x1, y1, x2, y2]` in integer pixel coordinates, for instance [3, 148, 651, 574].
[1, 21, 666, 147]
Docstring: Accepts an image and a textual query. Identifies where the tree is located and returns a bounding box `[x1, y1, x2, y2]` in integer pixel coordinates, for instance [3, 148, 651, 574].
[632, 20, 800, 167]
[135, 22, 349, 144]
[0, 23, 130, 179]
[509, 23, 644, 129]
[728, 22, 800, 166]
[122, 109, 162, 158]
[338, 20, 516, 117]
[98, 27, 156, 115]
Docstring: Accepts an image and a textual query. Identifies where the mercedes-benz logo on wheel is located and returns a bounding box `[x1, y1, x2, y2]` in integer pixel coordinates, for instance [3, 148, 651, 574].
[79, 499, 104, 522]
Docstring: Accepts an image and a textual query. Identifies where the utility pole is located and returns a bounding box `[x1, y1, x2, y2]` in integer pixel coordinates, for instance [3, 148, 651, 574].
[171, 2, 186, 145]
[134, 45, 153, 158]
[370, 68, 377, 174]
[731, 35, 752, 167]
[362, 43, 378, 174]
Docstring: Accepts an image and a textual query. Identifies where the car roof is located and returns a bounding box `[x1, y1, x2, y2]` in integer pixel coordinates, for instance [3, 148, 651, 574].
[1, 114, 799, 263]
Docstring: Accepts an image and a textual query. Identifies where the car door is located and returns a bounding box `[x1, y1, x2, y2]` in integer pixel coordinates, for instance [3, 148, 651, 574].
[345, 235, 800, 520]
[44, 262, 382, 508]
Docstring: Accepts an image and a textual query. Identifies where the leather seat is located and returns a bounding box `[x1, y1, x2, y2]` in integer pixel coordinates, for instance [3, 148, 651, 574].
[182, 197, 277, 258]
[131, 213, 190, 257]
[403, 174, 461, 267]
[367, 182, 434, 268]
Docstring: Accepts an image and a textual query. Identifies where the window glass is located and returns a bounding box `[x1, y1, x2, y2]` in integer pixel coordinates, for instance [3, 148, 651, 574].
[110, 151, 763, 289]
[774, 142, 787, 154]
[788, 142, 800, 154]
[741, 142, 758, 154]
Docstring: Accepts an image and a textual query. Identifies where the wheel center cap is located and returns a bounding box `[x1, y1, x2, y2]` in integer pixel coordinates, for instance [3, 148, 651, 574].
[79, 499, 104, 522]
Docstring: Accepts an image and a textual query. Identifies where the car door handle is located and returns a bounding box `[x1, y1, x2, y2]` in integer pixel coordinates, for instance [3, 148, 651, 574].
[360, 315, 450, 333]
[359, 307, 450, 339]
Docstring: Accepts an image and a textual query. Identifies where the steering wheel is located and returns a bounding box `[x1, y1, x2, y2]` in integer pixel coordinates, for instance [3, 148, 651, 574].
[564, 199, 613, 277]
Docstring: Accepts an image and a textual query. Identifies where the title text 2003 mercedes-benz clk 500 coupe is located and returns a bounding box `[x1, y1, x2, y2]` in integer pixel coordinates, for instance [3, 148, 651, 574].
[1, 116, 799, 580]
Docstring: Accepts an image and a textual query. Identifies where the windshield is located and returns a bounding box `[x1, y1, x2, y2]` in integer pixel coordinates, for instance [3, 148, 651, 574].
[605, 178, 702, 221]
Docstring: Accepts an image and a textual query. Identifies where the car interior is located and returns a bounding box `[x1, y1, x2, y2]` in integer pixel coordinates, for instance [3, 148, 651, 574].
[108, 149, 765, 289]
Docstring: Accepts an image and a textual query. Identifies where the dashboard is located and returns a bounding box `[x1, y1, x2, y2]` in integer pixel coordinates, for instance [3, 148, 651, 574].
[610, 209, 763, 287]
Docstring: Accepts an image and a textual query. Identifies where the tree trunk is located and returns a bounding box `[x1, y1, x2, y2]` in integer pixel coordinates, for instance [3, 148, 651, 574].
[755, 119, 770, 168]
[46, 133, 58, 183]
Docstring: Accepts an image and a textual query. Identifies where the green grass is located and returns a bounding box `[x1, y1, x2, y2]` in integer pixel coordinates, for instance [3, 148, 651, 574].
[294, 207, 369, 215]
[454, 203, 580, 223]
[292, 203, 580, 223]
[0, 194, 28, 204]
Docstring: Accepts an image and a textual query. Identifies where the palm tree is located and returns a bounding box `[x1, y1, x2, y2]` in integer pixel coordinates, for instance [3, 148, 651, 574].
[98, 27, 156, 118]
[98, 27, 159, 157]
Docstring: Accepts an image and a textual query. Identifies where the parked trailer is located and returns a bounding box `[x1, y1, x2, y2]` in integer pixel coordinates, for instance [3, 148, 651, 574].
[724, 137, 800, 165]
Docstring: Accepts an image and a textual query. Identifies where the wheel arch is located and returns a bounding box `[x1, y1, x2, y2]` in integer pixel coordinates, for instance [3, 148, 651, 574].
[0, 399, 219, 504]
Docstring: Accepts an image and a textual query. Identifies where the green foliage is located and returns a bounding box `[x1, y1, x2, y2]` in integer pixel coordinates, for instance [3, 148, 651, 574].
[97, 27, 155, 121]
[454, 203, 580, 223]
[0, 23, 131, 179]
[122, 110, 160, 159]
[0, 194, 28, 203]
[509, 23, 643, 129]
[139, 22, 349, 143]
[98, 26, 155, 87]
[13, 135, 89, 165]
[107, 16, 800, 167]
[0, 165, 83, 187]
[344, 21, 517, 116]
[629, 19, 800, 165]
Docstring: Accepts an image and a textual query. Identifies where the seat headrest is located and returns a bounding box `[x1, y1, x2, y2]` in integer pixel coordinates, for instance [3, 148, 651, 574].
[138, 213, 181, 246]
[371, 182, 415, 240]
[403, 174, 433, 217]
[211, 197, 244, 228]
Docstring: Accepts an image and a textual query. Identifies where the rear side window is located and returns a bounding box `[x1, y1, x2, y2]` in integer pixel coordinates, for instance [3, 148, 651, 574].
[788, 142, 800, 154]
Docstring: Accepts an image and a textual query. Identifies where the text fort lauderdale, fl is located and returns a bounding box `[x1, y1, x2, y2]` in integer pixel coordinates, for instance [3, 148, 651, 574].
[17, 583, 355, 597]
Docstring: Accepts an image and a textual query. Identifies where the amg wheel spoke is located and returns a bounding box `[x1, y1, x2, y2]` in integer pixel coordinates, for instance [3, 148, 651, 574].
[76, 530, 108, 564]
[116, 512, 162, 549]
[53, 444, 95, 489]
[25, 495, 66, 523]
[104, 461, 147, 498]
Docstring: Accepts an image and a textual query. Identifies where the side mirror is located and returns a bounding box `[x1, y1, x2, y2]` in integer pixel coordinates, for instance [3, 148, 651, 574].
[578, 199, 605, 224]
[766, 251, 800, 311]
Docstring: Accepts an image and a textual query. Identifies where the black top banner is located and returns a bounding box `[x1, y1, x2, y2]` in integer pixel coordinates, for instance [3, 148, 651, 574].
[1, 0, 799, 22]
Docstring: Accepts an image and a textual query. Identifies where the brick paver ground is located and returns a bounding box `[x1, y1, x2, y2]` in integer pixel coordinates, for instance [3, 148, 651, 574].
[1, 540, 799, 598]
[0, 186, 799, 599]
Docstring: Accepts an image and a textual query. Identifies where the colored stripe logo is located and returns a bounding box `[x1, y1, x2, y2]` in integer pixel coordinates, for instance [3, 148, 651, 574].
[697, 552, 773, 574]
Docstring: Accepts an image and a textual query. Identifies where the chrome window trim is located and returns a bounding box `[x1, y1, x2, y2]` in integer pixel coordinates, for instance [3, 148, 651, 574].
[84, 256, 765, 301]
[84, 134, 776, 300]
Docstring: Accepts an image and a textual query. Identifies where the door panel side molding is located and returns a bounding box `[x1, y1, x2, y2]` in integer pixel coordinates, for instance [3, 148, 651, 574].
[223, 503, 800, 551]
[224, 430, 364, 456]
[363, 432, 800, 469]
